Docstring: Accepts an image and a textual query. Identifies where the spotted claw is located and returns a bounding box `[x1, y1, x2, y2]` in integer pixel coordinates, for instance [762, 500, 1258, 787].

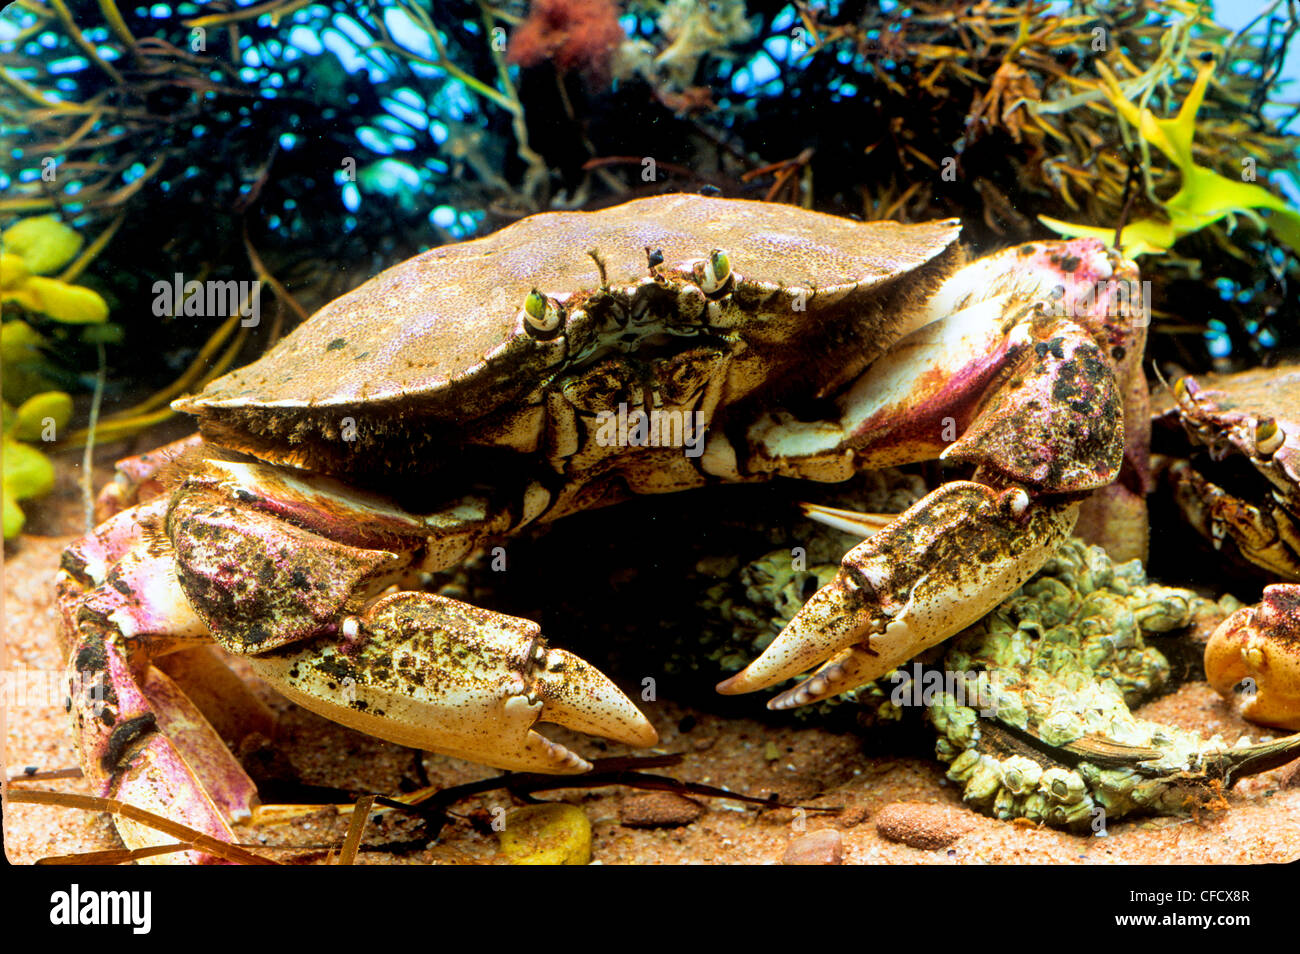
[717, 482, 1079, 709]
[250, 591, 658, 774]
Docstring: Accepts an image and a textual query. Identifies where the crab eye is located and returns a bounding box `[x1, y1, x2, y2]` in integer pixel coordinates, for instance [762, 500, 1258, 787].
[1255, 417, 1284, 457]
[699, 249, 731, 294]
[1173, 376, 1200, 405]
[522, 289, 564, 337]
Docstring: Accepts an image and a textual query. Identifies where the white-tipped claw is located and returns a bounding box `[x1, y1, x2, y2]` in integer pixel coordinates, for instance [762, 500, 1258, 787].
[798, 502, 896, 537]
[251, 591, 657, 776]
[533, 645, 659, 748]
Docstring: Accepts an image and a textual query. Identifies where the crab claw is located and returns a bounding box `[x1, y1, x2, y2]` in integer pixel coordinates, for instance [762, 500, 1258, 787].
[249, 591, 658, 774]
[1205, 584, 1300, 730]
[717, 482, 1078, 708]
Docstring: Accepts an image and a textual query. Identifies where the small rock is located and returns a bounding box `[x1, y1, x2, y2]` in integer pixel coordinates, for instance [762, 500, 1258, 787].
[618, 792, 704, 828]
[874, 801, 975, 850]
[837, 805, 868, 828]
[498, 804, 591, 865]
[1280, 756, 1300, 789]
[782, 830, 843, 865]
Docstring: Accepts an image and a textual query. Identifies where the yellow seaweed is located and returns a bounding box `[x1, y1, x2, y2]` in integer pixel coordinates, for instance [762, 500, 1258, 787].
[1, 216, 109, 324]
[2, 215, 83, 275]
[1042, 63, 1300, 257]
[2, 434, 57, 539]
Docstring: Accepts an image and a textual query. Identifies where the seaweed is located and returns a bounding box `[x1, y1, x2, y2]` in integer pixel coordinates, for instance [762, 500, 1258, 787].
[0, 0, 1297, 483]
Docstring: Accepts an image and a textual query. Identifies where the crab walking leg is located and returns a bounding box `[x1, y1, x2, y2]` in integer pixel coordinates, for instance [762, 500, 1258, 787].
[718, 484, 1079, 706]
[798, 503, 896, 537]
[58, 452, 657, 863]
[58, 501, 259, 864]
[249, 592, 657, 773]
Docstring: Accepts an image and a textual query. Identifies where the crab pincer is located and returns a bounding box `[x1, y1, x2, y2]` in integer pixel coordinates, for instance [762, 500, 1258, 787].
[718, 484, 1079, 707]
[720, 237, 1144, 709]
[1205, 584, 1300, 730]
[250, 591, 657, 773]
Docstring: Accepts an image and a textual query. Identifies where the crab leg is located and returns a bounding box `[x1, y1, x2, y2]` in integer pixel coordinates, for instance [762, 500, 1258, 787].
[721, 240, 1136, 708]
[58, 459, 657, 862]
[719, 484, 1079, 705]
[249, 591, 657, 773]
[58, 500, 259, 864]
[167, 459, 657, 772]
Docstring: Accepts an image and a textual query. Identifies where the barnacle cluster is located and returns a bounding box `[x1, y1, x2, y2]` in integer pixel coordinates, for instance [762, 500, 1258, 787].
[698, 524, 1288, 829]
[931, 539, 1253, 829]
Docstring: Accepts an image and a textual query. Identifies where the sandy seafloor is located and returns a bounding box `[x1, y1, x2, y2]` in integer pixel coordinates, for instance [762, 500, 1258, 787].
[4, 434, 1299, 865]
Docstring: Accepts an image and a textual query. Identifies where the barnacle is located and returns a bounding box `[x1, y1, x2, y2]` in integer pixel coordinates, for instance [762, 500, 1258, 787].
[705, 527, 1291, 828]
[932, 539, 1266, 829]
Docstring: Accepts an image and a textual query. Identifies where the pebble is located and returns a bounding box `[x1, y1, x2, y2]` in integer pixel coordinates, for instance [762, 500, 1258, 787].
[1280, 757, 1300, 789]
[837, 805, 868, 828]
[781, 830, 843, 865]
[498, 804, 592, 865]
[618, 792, 704, 828]
[874, 801, 975, 850]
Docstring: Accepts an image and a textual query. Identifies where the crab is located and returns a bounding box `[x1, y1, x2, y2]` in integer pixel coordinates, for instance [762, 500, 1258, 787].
[57, 193, 1151, 861]
[1153, 363, 1300, 730]
[1153, 364, 1300, 582]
